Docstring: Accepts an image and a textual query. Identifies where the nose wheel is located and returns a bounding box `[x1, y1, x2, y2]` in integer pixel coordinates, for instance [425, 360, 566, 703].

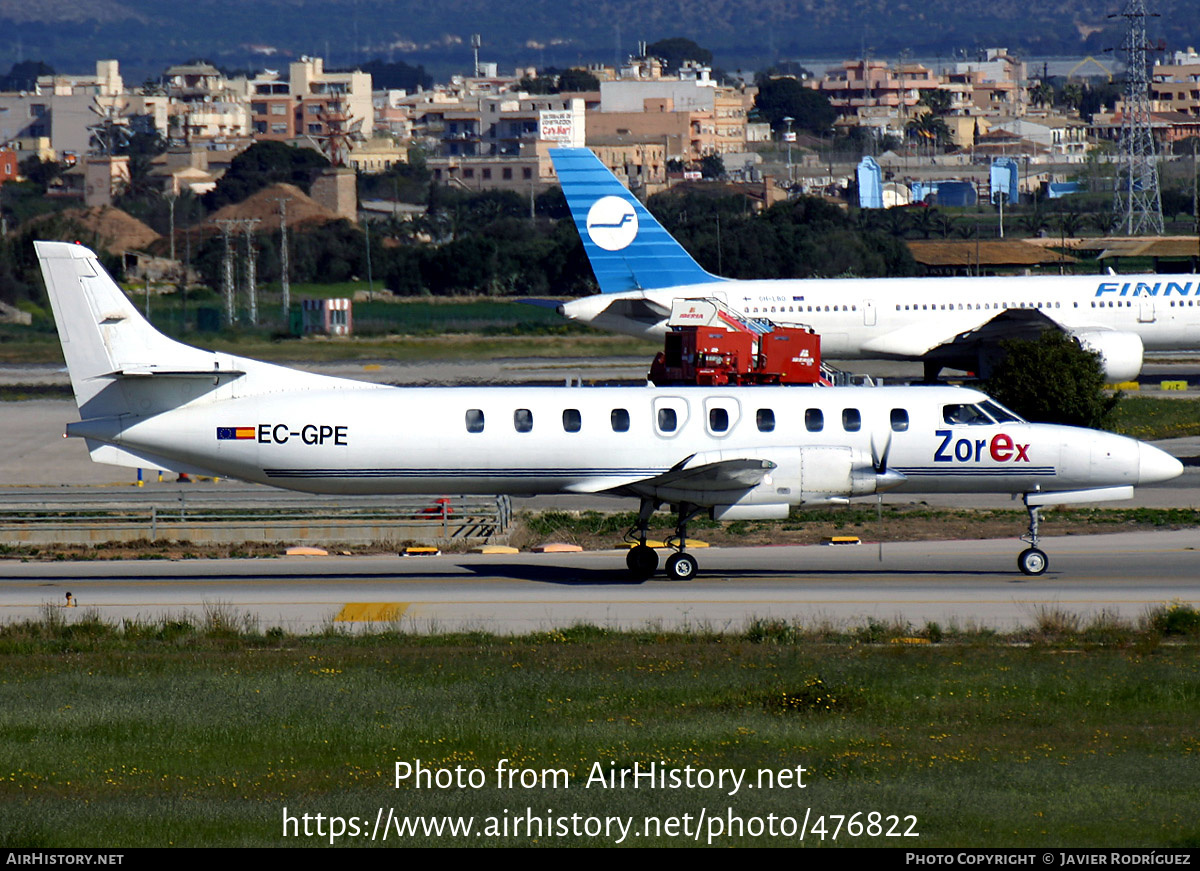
[1018, 547, 1048, 576]
[1018, 495, 1048, 576]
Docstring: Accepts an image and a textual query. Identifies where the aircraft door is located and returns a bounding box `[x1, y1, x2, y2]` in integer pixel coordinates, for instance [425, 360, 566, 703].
[863, 299, 877, 326]
[1138, 298, 1156, 323]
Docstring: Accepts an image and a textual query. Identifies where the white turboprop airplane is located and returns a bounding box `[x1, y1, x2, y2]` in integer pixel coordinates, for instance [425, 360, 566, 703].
[549, 147, 1200, 382]
[36, 240, 1182, 579]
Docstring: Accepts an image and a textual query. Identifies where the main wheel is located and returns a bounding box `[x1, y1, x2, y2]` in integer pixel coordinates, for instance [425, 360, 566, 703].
[665, 552, 698, 581]
[625, 544, 658, 581]
[1018, 547, 1048, 576]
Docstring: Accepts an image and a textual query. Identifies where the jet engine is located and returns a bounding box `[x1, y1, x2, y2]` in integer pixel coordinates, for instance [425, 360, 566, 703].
[1070, 330, 1144, 383]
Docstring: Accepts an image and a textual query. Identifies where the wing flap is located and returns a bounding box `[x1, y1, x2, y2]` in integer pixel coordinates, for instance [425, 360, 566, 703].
[862, 307, 1062, 357]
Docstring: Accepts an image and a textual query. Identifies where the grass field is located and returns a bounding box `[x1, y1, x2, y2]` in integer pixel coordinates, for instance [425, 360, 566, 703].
[1, 610, 1198, 848]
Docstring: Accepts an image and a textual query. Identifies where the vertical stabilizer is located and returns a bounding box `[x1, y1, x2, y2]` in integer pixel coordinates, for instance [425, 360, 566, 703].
[549, 148, 724, 294]
[35, 241, 220, 418]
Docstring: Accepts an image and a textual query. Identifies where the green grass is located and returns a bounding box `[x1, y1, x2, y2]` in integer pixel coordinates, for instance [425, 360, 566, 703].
[0, 612, 1198, 847]
[1109, 396, 1200, 440]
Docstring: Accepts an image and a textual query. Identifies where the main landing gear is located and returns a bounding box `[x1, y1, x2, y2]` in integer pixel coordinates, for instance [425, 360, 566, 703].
[1017, 494, 1048, 576]
[624, 498, 705, 581]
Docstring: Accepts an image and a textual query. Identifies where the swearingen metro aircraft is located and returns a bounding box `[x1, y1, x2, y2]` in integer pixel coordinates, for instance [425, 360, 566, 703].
[36, 241, 1181, 579]
[550, 147, 1200, 382]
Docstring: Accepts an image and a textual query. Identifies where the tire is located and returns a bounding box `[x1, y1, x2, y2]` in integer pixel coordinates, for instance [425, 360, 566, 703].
[626, 544, 658, 581]
[665, 552, 698, 581]
[1018, 547, 1048, 576]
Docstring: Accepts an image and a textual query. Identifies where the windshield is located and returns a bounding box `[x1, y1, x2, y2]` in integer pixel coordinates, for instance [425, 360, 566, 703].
[979, 399, 1024, 423]
[943, 403, 995, 425]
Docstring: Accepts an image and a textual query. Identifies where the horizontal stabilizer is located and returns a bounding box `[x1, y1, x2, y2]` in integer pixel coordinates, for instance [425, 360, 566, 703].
[106, 368, 246, 379]
[86, 442, 229, 478]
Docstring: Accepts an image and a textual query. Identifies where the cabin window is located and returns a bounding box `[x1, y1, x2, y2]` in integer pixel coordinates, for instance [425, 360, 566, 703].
[658, 408, 677, 432]
[514, 408, 533, 433]
[709, 408, 729, 432]
[842, 408, 861, 432]
[562, 408, 581, 432]
[890, 408, 909, 432]
[756, 408, 775, 432]
[805, 408, 824, 432]
[465, 409, 485, 433]
[611, 408, 630, 432]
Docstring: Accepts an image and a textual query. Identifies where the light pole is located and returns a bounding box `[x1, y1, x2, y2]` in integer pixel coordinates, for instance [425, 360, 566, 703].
[783, 116, 795, 184]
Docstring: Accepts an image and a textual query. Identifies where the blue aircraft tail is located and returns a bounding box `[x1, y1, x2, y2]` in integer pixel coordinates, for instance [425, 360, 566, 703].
[549, 148, 724, 294]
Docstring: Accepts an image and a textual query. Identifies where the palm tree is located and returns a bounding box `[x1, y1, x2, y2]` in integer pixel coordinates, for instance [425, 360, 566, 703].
[881, 208, 911, 238]
[911, 207, 939, 239]
[1029, 81, 1054, 109]
[1018, 207, 1049, 237]
[1054, 211, 1084, 238]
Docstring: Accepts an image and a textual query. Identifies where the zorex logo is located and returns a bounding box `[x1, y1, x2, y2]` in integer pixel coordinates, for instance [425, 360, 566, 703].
[934, 430, 1030, 463]
[586, 195, 639, 251]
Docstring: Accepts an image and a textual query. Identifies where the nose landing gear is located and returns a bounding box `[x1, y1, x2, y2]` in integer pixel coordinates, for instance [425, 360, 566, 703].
[1018, 495, 1048, 576]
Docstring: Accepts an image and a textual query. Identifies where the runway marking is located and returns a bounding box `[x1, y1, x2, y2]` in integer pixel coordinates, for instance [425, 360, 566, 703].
[334, 602, 409, 622]
[3, 598, 1197, 609]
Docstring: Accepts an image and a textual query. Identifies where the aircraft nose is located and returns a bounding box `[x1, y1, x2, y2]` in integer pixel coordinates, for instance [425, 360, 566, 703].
[1138, 442, 1184, 485]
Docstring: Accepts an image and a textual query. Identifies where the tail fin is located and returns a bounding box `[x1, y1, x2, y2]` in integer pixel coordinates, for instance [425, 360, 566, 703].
[549, 148, 724, 294]
[36, 241, 236, 418]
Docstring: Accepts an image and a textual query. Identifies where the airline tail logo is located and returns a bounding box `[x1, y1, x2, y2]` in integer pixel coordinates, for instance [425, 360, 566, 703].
[586, 196, 639, 251]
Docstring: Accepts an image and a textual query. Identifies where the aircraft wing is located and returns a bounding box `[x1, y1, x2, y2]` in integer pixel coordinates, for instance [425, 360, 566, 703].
[861, 306, 1061, 358]
[588, 452, 777, 504]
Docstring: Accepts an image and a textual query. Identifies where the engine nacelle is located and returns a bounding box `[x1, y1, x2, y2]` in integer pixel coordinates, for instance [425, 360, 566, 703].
[1070, 330, 1144, 383]
[704, 446, 880, 521]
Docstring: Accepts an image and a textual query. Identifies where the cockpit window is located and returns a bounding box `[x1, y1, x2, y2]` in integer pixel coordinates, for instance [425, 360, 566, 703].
[943, 404, 995, 425]
[979, 400, 1024, 423]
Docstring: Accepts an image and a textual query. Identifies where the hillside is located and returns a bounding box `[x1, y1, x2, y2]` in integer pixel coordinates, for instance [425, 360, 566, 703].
[1, 0, 1196, 81]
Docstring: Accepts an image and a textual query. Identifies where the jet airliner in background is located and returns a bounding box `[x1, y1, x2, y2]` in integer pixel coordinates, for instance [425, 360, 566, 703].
[36, 241, 1181, 579]
[550, 147, 1200, 382]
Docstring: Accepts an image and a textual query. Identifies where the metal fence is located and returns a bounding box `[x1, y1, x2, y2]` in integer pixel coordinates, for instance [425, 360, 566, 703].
[0, 493, 513, 546]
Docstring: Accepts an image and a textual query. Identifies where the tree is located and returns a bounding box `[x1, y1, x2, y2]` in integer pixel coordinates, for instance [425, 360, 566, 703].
[557, 68, 601, 92]
[645, 38, 712, 73]
[1018, 206, 1049, 237]
[982, 332, 1118, 428]
[359, 59, 433, 92]
[699, 153, 725, 180]
[203, 141, 329, 210]
[917, 89, 952, 116]
[905, 112, 952, 147]
[754, 77, 836, 135]
[1054, 210, 1085, 238]
[516, 67, 600, 94]
[0, 61, 53, 92]
[1029, 81, 1054, 109]
[1160, 188, 1191, 225]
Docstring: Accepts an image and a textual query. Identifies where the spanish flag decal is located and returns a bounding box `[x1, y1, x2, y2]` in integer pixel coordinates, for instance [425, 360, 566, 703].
[217, 427, 256, 440]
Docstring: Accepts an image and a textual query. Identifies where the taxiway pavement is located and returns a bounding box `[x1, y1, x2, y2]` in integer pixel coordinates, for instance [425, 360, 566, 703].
[2, 529, 1197, 634]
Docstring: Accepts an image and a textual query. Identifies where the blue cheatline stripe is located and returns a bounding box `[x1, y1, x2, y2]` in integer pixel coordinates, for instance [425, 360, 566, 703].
[895, 466, 1057, 477]
[264, 468, 668, 479]
[549, 148, 725, 295]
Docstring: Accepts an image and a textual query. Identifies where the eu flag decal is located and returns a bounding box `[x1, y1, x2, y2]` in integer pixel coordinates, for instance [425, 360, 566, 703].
[217, 427, 256, 440]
